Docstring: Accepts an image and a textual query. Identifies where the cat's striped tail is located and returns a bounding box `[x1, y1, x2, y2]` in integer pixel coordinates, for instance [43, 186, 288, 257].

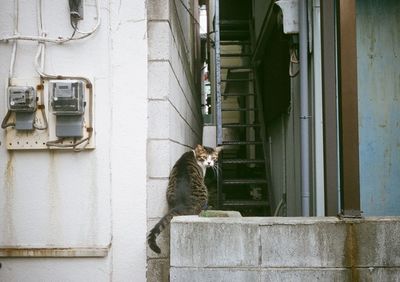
[147, 206, 187, 254]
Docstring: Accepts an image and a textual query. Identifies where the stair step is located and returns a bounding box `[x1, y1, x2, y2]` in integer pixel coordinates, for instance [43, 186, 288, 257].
[220, 53, 252, 57]
[222, 123, 261, 128]
[223, 179, 268, 185]
[221, 65, 252, 69]
[221, 78, 253, 82]
[220, 20, 249, 26]
[220, 41, 251, 46]
[222, 159, 265, 164]
[222, 200, 269, 207]
[222, 108, 257, 112]
[221, 67, 253, 72]
[222, 141, 262, 145]
[221, 31, 249, 37]
[222, 93, 255, 97]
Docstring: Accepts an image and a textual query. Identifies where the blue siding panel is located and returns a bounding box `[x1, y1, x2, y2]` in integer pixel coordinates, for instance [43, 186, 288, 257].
[357, 0, 400, 215]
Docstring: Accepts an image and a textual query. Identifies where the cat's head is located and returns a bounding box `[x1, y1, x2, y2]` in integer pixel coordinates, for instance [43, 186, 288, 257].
[194, 144, 222, 168]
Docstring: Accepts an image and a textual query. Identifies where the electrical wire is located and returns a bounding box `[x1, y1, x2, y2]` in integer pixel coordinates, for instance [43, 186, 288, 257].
[175, 0, 200, 26]
[69, 18, 78, 39]
[34, 0, 93, 146]
[0, 0, 101, 44]
[46, 126, 93, 150]
[273, 193, 287, 216]
[8, 0, 19, 86]
[2, 0, 96, 150]
[289, 46, 299, 77]
[1, 110, 16, 129]
[29, 0, 48, 131]
[3, 0, 18, 128]
[43, 76, 94, 150]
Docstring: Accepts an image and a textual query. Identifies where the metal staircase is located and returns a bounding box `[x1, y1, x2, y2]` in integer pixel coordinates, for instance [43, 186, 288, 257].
[214, 10, 273, 216]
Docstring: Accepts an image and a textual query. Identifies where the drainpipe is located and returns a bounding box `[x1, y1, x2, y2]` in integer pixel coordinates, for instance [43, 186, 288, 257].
[299, 0, 310, 216]
[312, 0, 324, 216]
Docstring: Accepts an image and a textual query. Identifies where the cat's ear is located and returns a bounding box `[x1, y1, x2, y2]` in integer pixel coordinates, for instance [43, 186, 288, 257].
[195, 144, 203, 150]
[215, 146, 223, 154]
[194, 144, 203, 152]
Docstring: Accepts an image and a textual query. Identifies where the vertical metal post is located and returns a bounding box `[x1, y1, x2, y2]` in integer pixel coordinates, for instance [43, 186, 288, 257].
[215, 0, 222, 145]
[337, 0, 361, 217]
[321, 0, 339, 216]
[214, 0, 223, 210]
[312, 0, 325, 216]
[299, 0, 310, 216]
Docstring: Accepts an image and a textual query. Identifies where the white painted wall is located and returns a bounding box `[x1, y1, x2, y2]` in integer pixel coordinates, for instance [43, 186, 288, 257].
[0, 0, 147, 281]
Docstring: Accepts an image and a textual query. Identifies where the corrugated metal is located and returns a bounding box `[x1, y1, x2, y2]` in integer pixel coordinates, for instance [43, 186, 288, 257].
[357, 0, 400, 215]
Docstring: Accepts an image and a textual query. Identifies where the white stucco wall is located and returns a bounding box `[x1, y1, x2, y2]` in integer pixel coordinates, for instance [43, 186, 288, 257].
[0, 0, 147, 281]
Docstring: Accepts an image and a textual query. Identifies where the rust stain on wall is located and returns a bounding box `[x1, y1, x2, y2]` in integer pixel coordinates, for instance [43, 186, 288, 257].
[0, 246, 110, 257]
[47, 151, 62, 243]
[3, 152, 16, 244]
[88, 155, 99, 244]
[344, 222, 360, 282]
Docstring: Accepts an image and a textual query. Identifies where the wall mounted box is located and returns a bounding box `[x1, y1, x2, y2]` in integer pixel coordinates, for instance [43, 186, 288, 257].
[4, 77, 95, 150]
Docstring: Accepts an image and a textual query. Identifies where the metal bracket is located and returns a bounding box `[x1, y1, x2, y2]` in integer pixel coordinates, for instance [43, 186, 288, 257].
[338, 209, 363, 219]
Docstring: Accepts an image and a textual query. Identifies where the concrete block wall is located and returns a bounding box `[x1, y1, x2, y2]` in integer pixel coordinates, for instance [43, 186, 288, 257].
[171, 216, 400, 281]
[147, 0, 202, 280]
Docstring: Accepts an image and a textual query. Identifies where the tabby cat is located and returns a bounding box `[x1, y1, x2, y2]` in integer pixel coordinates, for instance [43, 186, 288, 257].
[147, 144, 222, 254]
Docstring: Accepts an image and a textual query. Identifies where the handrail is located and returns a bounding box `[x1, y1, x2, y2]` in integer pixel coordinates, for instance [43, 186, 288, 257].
[215, 0, 222, 146]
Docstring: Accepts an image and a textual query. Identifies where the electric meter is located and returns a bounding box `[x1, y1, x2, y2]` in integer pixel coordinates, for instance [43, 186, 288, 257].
[49, 80, 85, 115]
[48, 79, 86, 138]
[8, 86, 37, 112]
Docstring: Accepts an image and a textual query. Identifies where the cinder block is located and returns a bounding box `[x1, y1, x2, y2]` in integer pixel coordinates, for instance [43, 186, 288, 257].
[353, 218, 400, 267]
[147, 179, 169, 218]
[147, 258, 170, 282]
[148, 0, 169, 21]
[170, 268, 260, 282]
[169, 142, 189, 169]
[261, 218, 347, 267]
[148, 21, 170, 60]
[147, 140, 171, 178]
[169, 107, 187, 144]
[168, 105, 180, 140]
[147, 218, 170, 258]
[171, 217, 260, 267]
[358, 267, 400, 281]
[148, 100, 170, 139]
[261, 268, 351, 281]
[148, 61, 170, 100]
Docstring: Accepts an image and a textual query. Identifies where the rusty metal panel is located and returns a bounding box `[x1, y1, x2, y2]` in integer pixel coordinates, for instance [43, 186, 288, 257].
[356, 0, 400, 215]
[321, 0, 339, 216]
[338, 0, 361, 216]
[0, 247, 109, 257]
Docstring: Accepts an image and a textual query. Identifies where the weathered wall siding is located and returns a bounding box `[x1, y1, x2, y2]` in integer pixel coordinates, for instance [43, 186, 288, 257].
[0, 0, 148, 281]
[267, 116, 286, 214]
[147, 0, 202, 280]
[266, 78, 301, 216]
[0, 0, 111, 246]
[0, 258, 111, 282]
[357, 0, 400, 215]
